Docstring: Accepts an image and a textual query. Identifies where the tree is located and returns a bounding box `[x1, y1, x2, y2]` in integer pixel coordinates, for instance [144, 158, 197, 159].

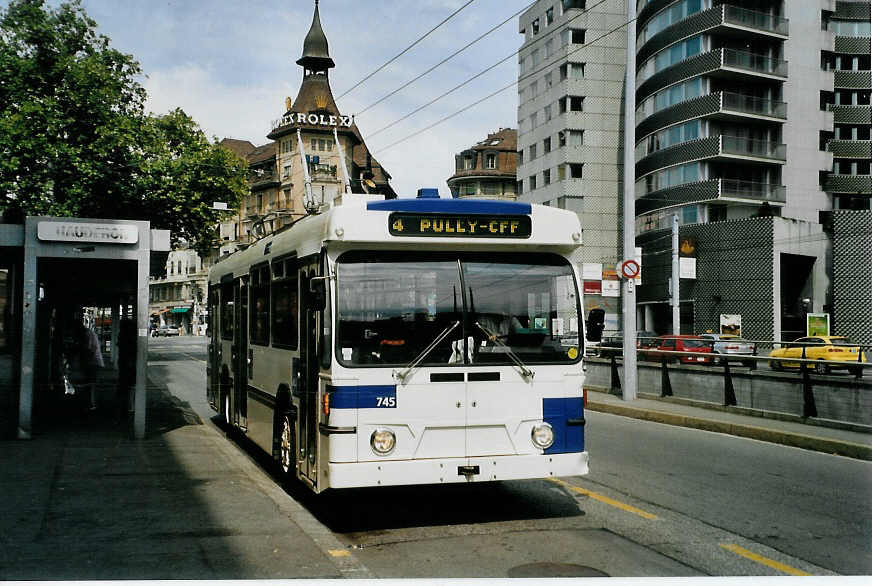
[0, 0, 247, 255]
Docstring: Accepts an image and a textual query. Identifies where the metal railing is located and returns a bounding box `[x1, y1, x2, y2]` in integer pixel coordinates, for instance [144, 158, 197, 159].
[722, 48, 788, 77]
[721, 135, 787, 160]
[719, 179, 786, 203]
[722, 92, 787, 119]
[723, 5, 789, 36]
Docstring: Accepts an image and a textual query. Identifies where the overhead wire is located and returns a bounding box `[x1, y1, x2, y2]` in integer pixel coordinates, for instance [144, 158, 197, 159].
[335, 0, 478, 100]
[366, 0, 612, 141]
[373, 6, 635, 153]
[355, 1, 537, 116]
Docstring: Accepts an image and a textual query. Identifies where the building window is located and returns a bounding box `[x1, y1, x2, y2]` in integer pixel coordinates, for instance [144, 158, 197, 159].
[544, 104, 552, 122]
[529, 144, 537, 159]
[463, 183, 477, 196]
[485, 153, 497, 169]
[558, 131, 566, 147]
[310, 138, 317, 151]
[529, 175, 537, 190]
[517, 180, 524, 194]
[570, 96, 584, 111]
[561, 27, 585, 46]
[545, 6, 554, 25]
[282, 164, 292, 178]
[532, 18, 539, 35]
[562, 0, 586, 11]
[463, 154, 475, 169]
[545, 71, 553, 88]
[250, 265, 270, 346]
[544, 39, 554, 59]
[544, 137, 552, 153]
[518, 150, 524, 165]
[568, 129, 583, 147]
[569, 163, 583, 179]
[543, 169, 551, 185]
[483, 182, 500, 196]
[531, 48, 540, 67]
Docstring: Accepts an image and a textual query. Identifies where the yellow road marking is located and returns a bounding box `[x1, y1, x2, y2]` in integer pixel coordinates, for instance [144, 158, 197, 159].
[720, 543, 811, 576]
[328, 549, 351, 558]
[548, 478, 657, 520]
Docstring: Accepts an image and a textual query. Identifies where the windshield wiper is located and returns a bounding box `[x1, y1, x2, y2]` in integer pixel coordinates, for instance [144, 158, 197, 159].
[475, 321, 535, 382]
[393, 320, 460, 384]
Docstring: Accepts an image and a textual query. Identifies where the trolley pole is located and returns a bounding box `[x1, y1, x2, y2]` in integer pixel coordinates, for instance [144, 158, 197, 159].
[620, 0, 637, 401]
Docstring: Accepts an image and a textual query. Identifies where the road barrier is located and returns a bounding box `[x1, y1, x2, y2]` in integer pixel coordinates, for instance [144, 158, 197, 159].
[585, 348, 872, 428]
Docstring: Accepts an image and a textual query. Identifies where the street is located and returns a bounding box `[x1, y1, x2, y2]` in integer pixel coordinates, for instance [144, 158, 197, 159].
[151, 337, 872, 577]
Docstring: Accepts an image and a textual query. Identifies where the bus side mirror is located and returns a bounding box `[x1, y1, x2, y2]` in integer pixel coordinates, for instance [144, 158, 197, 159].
[309, 278, 327, 310]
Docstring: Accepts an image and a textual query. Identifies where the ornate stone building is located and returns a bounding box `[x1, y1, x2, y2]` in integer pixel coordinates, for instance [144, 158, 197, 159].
[447, 128, 518, 199]
[215, 0, 396, 258]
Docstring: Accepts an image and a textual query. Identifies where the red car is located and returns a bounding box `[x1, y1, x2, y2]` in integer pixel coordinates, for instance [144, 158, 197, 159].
[644, 335, 714, 365]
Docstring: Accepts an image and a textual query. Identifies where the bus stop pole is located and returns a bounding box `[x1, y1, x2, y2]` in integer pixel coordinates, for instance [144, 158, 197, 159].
[133, 242, 149, 439]
[620, 0, 637, 402]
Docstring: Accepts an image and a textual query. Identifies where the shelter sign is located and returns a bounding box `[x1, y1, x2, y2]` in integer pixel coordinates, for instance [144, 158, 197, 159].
[37, 221, 138, 244]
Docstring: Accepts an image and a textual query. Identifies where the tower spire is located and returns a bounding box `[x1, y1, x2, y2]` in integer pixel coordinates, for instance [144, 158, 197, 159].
[296, 0, 335, 73]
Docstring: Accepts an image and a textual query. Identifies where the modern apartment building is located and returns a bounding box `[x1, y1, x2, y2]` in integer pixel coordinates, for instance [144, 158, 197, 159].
[517, 0, 628, 332]
[447, 128, 519, 199]
[633, 0, 871, 342]
[214, 1, 395, 260]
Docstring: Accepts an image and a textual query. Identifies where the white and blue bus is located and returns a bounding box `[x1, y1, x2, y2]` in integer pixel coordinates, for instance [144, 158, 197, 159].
[207, 191, 588, 493]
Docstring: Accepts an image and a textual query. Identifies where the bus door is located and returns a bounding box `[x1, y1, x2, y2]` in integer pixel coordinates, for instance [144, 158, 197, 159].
[298, 260, 321, 485]
[206, 285, 220, 409]
[232, 276, 248, 429]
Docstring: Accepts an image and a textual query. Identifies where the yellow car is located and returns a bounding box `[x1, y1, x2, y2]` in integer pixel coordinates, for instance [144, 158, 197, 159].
[769, 335, 866, 375]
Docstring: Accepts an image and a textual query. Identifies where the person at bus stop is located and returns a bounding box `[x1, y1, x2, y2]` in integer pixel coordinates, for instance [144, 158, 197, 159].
[81, 321, 104, 410]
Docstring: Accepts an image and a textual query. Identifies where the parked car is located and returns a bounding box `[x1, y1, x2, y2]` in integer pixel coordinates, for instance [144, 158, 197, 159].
[597, 331, 660, 357]
[156, 325, 180, 337]
[769, 335, 866, 375]
[699, 333, 756, 367]
[644, 335, 714, 365]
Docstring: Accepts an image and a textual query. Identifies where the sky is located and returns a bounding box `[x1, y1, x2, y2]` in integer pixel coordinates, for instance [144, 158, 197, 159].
[61, 0, 532, 198]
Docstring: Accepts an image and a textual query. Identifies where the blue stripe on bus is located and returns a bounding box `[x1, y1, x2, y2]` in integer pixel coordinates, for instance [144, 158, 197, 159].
[543, 397, 584, 454]
[367, 199, 532, 215]
[327, 385, 397, 409]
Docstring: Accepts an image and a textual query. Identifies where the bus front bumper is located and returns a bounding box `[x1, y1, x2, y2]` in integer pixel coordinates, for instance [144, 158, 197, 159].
[325, 451, 589, 489]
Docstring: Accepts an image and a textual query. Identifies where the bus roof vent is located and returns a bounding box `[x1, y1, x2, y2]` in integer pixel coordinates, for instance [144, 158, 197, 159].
[416, 188, 440, 199]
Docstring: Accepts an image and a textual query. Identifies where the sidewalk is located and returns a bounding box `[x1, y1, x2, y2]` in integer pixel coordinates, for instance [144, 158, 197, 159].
[585, 389, 872, 461]
[0, 372, 369, 580]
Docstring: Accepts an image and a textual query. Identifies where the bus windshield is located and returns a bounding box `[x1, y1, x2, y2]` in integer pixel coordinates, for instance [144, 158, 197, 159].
[335, 251, 581, 367]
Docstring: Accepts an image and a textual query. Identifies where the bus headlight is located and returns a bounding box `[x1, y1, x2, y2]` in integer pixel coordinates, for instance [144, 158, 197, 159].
[531, 422, 554, 449]
[370, 428, 396, 455]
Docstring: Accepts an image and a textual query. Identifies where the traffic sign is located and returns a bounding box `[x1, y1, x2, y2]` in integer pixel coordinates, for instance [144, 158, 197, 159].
[620, 259, 640, 279]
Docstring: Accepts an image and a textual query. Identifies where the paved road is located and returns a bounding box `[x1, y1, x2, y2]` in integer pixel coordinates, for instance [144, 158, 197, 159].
[151, 337, 870, 577]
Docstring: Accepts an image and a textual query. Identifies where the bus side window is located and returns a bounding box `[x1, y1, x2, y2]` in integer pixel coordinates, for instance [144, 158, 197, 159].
[250, 265, 270, 346]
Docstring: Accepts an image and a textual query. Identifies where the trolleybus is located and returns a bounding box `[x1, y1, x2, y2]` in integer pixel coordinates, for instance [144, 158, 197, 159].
[207, 191, 588, 493]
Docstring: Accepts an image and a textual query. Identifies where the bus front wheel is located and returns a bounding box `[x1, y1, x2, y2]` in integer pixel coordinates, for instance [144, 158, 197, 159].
[279, 412, 296, 478]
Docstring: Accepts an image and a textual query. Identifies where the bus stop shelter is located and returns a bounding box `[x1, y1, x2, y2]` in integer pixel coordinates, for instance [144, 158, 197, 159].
[0, 216, 169, 439]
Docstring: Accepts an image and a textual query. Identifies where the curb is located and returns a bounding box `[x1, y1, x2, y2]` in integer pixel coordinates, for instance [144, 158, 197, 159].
[585, 399, 872, 461]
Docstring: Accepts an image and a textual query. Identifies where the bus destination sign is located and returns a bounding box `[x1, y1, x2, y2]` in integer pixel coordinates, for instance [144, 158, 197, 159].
[389, 213, 532, 238]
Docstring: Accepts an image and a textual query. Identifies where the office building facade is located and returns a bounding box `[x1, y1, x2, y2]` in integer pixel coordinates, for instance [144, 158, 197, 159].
[517, 0, 629, 333]
[633, 0, 870, 342]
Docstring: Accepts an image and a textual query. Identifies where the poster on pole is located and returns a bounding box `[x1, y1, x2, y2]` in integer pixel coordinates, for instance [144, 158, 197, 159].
[806, 313, 830, 337]
[719, 314, 741, 336]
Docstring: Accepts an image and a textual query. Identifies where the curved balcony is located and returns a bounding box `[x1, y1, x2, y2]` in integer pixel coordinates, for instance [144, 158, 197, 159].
[635, 178, 786, 215]
[834, 70, 872, 90]
[827, 140, 872, 159]
[637, 92, 787, 140]
[636, 135, 786, 178]
[638, 48, 788, 103]
[825, 174, 872, 194]
[834, 36, 871, 55]
[828, 104, 872, 125]
[638, 5, 788, 64]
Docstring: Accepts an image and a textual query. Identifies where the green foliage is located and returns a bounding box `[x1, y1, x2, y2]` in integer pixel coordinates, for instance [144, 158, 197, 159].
[0, 0, 247, 255]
